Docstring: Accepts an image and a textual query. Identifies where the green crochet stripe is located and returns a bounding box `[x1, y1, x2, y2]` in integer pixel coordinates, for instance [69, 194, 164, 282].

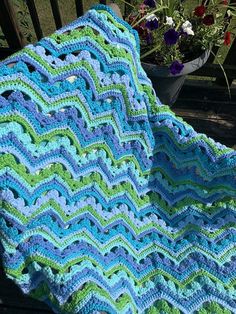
[2, 200, 234, 240]
[147, 300, 181, 314]
[0, 71, 147, 119]
[2, 225, 235, 269]
[1, 114, 233, 180]
[0, 115, 150, 173]
[5, 255, 234, 298]
[1, 154, 235, 198]
[2, 159, 236, 218]
[28, 281, 235, 314]
[30, 281, 137, 313]
[1, 156, 235, 217]
[147, 300, 233, 314]
[0, 87, 151, 153]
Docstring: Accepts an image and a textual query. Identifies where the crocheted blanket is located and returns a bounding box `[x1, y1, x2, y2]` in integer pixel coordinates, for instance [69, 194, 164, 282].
[0, 4, 236, 314]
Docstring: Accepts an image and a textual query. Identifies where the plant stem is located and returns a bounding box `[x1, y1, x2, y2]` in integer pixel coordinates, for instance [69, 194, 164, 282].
[132, 6, 168, 27]
[118, 0, 135, 8]
[210, 50, 231, 99]
[140, 44, 161, 59]
[175, 21, 182, 31]
[131, 13, 141, 27]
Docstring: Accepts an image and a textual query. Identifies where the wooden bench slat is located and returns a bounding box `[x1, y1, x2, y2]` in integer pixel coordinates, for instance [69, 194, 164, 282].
[174, 80, 236, 113]
[25, 0, 43, 40]
[0, 0, 23, 49]
[50, 0, 63, 29]
[75, 0, 84, 17]
[192, 63, 236, 80]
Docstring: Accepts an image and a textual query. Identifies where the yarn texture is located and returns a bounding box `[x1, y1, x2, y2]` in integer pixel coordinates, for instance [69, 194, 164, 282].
[0, 4, 236, 314]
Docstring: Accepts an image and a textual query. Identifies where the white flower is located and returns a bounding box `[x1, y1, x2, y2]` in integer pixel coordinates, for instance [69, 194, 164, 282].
[182, 20, 192, 29]
[185, 28, 194, 35]
[182, 20, 194, 36]
[166, 16, 174, 26]
[146, 13, 158, 21]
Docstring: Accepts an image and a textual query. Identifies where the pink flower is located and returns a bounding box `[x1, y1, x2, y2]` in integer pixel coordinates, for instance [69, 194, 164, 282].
[224, 31, 231, 46]
[194, 5, 206, 17]
[202, 14, 214, 26]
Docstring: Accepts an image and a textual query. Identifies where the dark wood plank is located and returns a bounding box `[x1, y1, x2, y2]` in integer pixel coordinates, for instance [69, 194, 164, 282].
[173, 80, 236, 113]
[75, 0, 106, 15]
[50, 0, 63, 29]
[172, 79, 236, 148]
[75, 0, 84, 17]
[0, 0, 23, 49]
[0, 48, 18, 60]
[172, 116, 236, 149]
[192, 63, 236, 80]
[172, 106, 236, 148]
[174, 97, 236, 115]
[25, 0, 43, 40]
[215, 30, 236, 85]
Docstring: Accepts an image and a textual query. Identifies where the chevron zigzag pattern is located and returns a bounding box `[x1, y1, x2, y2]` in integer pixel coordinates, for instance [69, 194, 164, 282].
[0, 4, 236, 314]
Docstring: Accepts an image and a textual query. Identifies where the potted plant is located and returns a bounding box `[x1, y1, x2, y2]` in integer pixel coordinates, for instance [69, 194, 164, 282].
[120, 0, 234, 105]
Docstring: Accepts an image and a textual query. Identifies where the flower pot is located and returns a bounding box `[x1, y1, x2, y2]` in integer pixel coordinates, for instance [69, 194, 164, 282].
[141, 49, 210, 106]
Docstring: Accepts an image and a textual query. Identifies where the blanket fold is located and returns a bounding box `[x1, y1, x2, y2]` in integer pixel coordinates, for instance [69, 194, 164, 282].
[0, 4, 235, 314]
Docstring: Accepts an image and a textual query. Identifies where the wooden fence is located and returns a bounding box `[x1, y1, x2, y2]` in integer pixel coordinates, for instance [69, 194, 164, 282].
[0, 0, 236, 85]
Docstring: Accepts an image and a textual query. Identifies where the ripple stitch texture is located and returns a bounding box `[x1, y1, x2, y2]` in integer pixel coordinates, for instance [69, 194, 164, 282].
[0, 4, 236, 314]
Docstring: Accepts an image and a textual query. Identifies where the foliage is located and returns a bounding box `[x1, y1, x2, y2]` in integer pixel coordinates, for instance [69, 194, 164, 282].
[0, 34, 6, 48]
[120, 0, 235, 74]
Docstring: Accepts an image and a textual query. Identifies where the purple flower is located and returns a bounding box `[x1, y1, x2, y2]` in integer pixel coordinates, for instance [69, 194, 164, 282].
[164, 29, 179, 45]
[144, 0, 156, 7]
[145, 18, 159, 30]
[169, 60, 184, 75]
[146, 32, 153, 44]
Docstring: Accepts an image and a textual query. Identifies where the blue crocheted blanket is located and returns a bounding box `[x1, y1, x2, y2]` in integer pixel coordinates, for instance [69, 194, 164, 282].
[0, 4, 236, 314]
